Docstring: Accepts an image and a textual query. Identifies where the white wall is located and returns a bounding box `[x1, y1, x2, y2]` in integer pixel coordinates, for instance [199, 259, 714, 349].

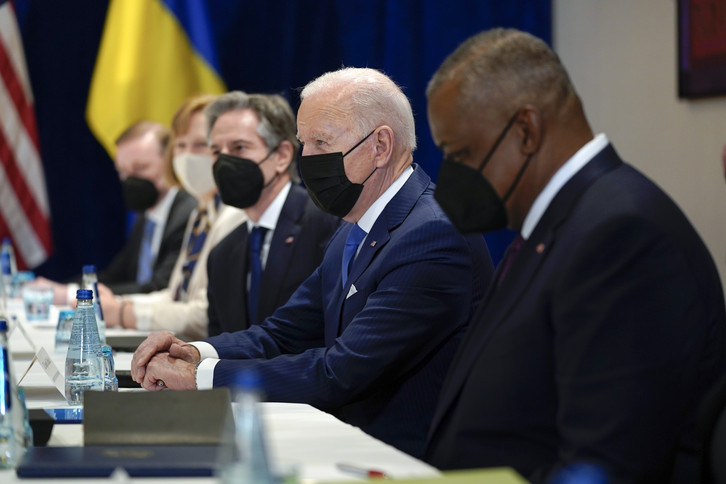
[554, 0, 726, 294]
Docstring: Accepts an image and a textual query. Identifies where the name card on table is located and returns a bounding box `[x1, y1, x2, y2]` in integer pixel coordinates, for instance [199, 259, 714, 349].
[18, 346, 65, 396]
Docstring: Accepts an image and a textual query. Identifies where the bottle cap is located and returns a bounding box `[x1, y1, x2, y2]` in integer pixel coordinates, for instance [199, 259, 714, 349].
[76, 289, 93, 300]
[0, 318, 7, 331]
[102, 345, 112, 354]
[82, 264, 97, 274]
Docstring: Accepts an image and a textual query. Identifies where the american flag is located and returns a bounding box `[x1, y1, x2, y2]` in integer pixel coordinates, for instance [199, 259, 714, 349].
[0, 0, 52, 269]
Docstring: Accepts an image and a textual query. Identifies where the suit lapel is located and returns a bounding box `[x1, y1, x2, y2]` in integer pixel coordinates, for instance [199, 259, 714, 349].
[431, 232, 555, 424]
[429, 146, 623, 436]
[258, 187, 305, 321]
[346, 218, 390, 291]
[333, 165, 430, 336]
[160, 191, 181, 240]
[128, 216, 145, 280]
[160, 190, 191, 246]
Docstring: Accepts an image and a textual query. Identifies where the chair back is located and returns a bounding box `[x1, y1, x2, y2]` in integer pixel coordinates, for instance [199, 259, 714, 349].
[699, 376, 726, 483]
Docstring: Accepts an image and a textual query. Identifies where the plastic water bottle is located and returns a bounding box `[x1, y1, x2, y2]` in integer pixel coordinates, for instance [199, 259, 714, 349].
[64, 289, 104, 405]
[101, 345, 118, 392]
[82, 264, 106, 343]
[0, 238, 16, 290]
[220, 369, 275, 484]
[0, 317, 32, 468]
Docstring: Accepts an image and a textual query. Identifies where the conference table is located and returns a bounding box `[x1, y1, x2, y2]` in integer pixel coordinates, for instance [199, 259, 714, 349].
[2, 301, 443, 483]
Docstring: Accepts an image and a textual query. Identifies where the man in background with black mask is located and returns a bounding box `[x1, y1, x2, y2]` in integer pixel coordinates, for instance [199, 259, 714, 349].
[424, 29, 726, 483]
[130, 68, 494, 459]
[203, 91, 339, 335]
[42, 121, 196, 303]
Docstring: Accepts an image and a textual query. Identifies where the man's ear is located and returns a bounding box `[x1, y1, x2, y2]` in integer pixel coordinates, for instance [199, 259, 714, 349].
[373, 125, 394, 168]
[517, 105, 542, 156]
[274, 140, 294, 173]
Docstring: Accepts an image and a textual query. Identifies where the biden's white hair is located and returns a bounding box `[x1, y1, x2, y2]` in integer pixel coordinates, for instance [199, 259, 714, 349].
[301, 67, 416, 152]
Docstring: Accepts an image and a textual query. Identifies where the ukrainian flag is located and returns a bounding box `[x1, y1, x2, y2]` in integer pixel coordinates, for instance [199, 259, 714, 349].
[87, 0, 226, 157]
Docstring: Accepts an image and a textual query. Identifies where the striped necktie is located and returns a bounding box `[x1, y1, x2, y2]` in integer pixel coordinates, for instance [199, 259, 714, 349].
[174, 207, 212, 301]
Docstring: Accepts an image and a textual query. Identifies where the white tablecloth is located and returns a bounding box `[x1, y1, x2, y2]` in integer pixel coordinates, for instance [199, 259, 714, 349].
[2, 303, 441, 483]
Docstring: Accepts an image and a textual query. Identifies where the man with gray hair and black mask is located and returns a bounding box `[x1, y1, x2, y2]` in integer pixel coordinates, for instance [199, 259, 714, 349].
[200, 91, 339, 335]
[130, 69, 493, 458]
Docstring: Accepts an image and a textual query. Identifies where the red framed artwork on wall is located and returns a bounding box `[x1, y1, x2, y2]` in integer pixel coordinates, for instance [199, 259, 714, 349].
[678, 0, 726, 98]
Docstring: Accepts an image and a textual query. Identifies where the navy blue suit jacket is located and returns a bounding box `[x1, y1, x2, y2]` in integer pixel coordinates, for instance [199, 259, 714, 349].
[206, 184, 340, 336]
[425, 145, 726, 483]
[204, 165, 493, 458]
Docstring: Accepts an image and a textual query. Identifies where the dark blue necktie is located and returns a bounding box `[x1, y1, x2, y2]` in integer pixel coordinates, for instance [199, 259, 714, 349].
[341, 224, 366, 288]
[248, 226, 267, 324]
[136, 218, 156, 284]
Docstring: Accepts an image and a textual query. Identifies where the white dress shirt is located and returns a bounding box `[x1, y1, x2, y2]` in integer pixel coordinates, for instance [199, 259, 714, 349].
[246, 181, 291, 271]
[521, 134, 608, 239]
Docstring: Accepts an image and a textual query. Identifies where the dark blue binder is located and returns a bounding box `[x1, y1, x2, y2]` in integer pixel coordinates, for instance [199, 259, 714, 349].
[15, 445, 231, 478]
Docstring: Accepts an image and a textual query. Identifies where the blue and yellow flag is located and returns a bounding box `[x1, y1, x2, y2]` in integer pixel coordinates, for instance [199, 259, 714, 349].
[86, 0, 226, 157]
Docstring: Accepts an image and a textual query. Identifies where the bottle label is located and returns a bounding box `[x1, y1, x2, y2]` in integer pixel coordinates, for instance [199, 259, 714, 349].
[0, 253, 9, 276]
[0, 347, 10, 412]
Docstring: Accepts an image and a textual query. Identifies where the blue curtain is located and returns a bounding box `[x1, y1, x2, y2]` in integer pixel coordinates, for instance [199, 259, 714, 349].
[15, 0, 550, 278]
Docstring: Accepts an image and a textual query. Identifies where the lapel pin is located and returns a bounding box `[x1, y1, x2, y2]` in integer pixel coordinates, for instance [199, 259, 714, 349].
[536, 243, 545, 254]
[285, 236, 294, 244]
[370, 241, 377, 247]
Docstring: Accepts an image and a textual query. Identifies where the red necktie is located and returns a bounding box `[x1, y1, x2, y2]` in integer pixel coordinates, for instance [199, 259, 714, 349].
[497, 234, 524, 285]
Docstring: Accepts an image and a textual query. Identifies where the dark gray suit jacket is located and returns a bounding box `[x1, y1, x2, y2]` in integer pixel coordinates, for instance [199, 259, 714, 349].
[100, 189, 196, 294]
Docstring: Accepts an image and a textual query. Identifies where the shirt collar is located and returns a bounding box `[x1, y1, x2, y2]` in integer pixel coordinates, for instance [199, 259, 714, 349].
[357, 165, 414, 234]
[246, 181, 292, 232]
[146, 186, 178, 225]
[521, 134, 609, 239]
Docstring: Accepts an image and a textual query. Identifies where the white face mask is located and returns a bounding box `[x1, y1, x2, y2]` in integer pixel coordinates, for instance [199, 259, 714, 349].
[173, 153, 216, 198]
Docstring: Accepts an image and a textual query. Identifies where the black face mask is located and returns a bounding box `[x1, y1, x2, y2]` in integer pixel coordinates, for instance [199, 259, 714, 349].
[299, 129, 377, 218]
[122, 176, 159, 212]
[434, 112, 533, 234]
[212, 150, 276, 209]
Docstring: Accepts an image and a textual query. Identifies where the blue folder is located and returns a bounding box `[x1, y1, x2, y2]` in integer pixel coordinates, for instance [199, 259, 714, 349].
[16, 445, 230, 478]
